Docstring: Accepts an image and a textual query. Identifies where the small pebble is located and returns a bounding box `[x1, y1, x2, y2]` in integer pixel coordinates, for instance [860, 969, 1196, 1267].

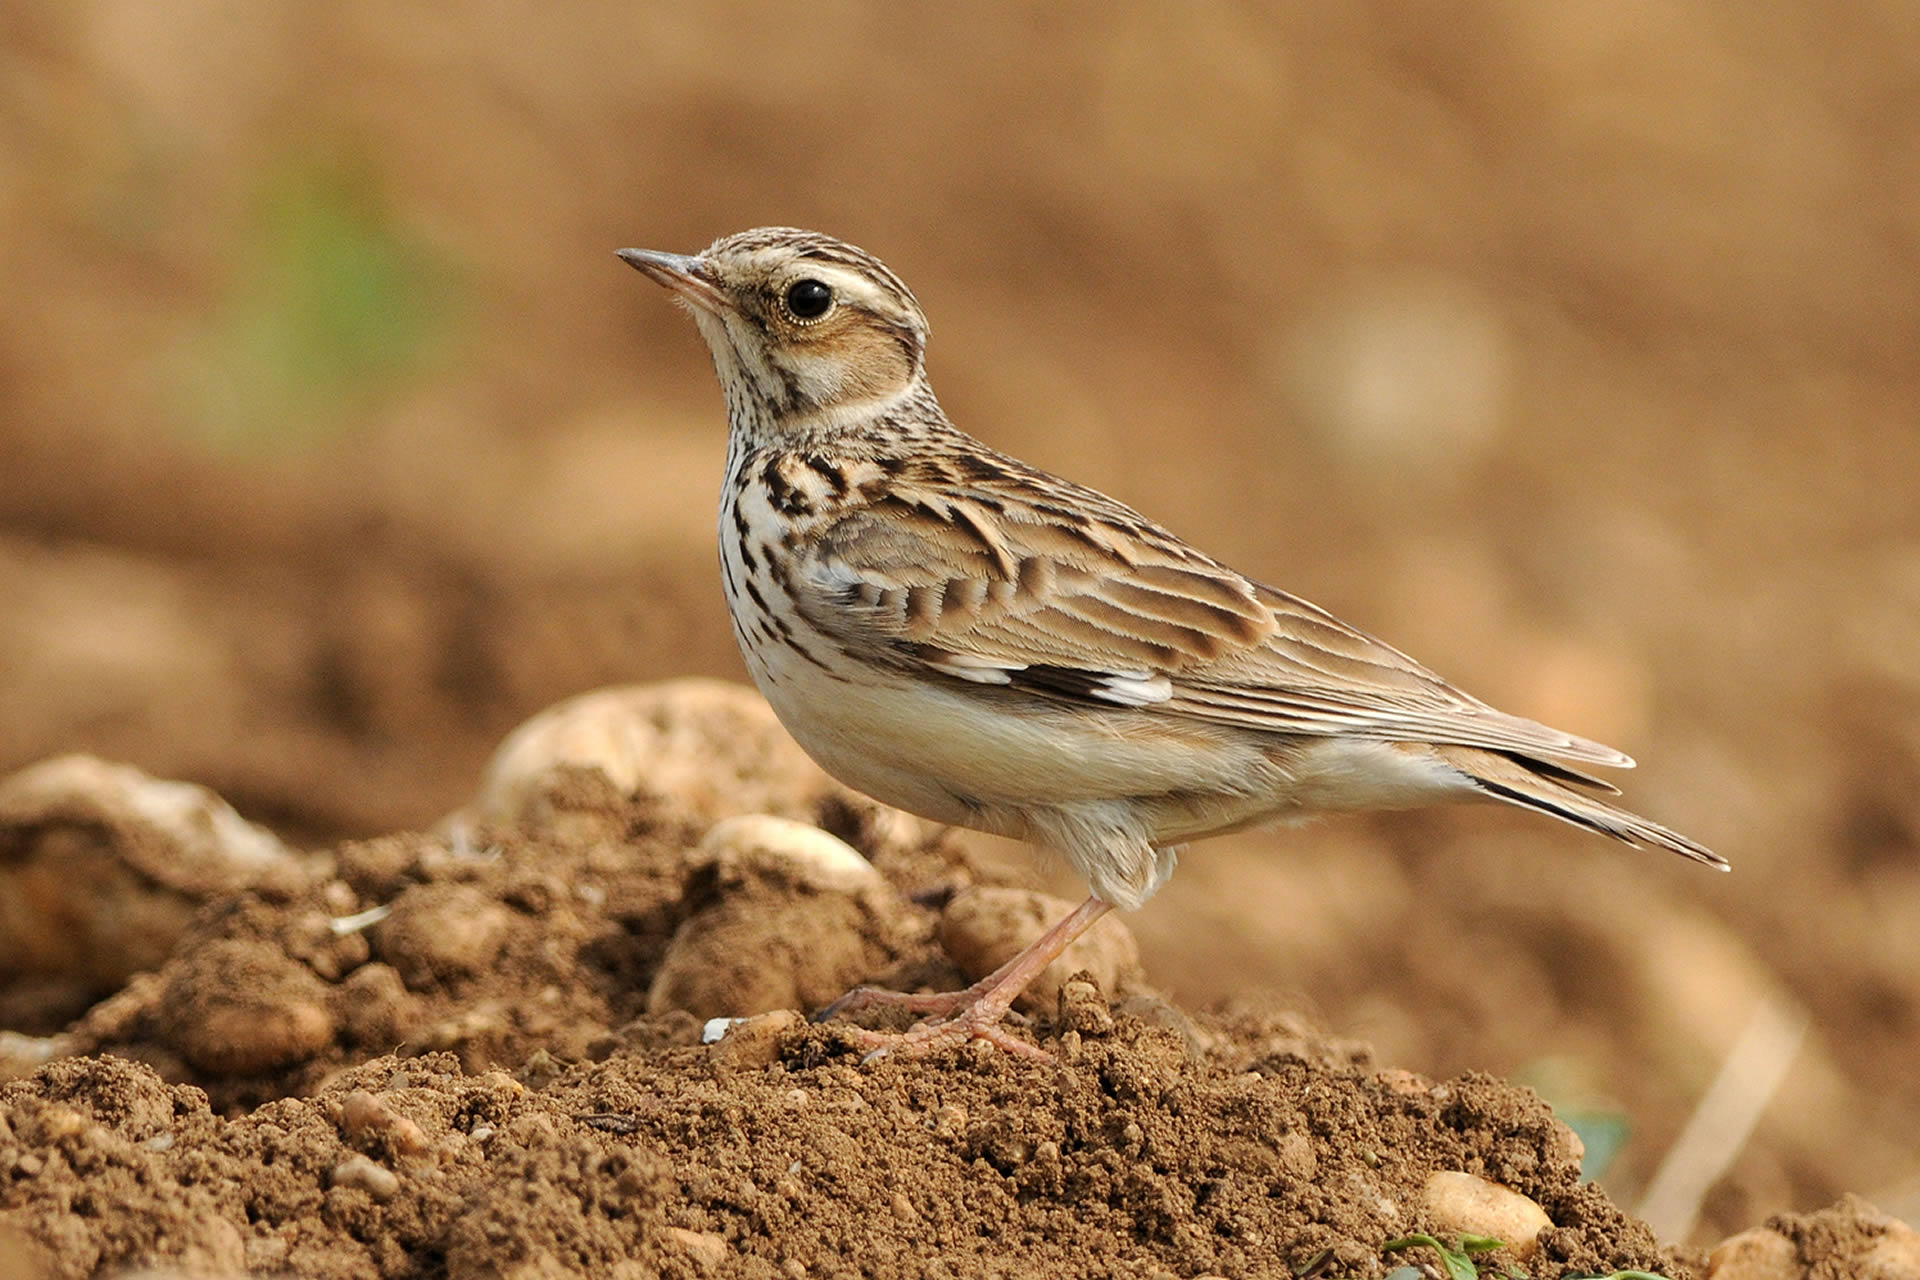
[709, 1009, 804, 1069]
[1374, 1068, 1431, 1096]
[329, 1154, 400, 1201]
[662, 1226, 729, 1267]
[698, 814, 884, 895]
[339, 1090, 432, 1158]
[1274, 1129, 1316, 1181]
[1421, 1170, 1551, 1260]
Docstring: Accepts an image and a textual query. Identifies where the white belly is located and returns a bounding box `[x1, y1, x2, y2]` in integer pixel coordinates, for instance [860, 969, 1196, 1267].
[742, 630, 1271, 830]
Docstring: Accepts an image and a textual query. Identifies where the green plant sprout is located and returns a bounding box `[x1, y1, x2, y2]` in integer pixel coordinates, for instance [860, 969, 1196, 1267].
[1381, 1232, 1517, 1280]
[1317, 1233, 1678, 1280]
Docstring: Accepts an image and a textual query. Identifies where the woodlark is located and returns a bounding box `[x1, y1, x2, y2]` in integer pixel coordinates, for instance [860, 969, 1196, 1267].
[619, 228, 1725, 1061]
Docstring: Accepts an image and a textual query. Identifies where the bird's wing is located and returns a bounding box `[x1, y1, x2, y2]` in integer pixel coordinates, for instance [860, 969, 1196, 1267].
[792, 453, 1633, 771]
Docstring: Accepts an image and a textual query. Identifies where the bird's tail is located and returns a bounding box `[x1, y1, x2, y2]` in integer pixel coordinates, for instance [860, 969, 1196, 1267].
[1434, 744, 1728, 871]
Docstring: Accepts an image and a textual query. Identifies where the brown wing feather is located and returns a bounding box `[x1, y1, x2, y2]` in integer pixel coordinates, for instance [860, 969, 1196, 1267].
[796, 449, 1633, 768]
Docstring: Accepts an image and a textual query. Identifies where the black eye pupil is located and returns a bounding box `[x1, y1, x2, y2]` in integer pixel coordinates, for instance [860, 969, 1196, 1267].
[785, 279, 833, 319]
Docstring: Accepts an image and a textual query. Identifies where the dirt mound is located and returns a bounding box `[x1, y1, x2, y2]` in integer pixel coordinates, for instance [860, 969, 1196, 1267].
[0, 681, 1729, 1279]
[0, 1034, 1685, 1280]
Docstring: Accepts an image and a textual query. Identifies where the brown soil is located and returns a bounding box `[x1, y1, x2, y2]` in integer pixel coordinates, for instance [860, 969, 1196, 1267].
[0, 749, 1684, 1279]
[1, 696, 1911, 1278]
[0, 1045, 1663, 1280]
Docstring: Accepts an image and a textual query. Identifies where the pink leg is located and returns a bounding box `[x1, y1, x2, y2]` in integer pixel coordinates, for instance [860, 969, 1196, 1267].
[813, 895, 1114, 1062]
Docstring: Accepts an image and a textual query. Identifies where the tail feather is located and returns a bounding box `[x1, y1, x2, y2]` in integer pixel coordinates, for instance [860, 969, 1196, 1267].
[1495, 750, 1622, 795]
[1438, 745, 1728, 871]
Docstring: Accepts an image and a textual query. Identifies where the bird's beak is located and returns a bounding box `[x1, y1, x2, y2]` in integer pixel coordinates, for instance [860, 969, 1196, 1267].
[616, 248, 731, 314]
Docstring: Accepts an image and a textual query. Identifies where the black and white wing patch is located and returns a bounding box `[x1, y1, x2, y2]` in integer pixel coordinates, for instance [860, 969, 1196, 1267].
[917, 647, 1174, 708]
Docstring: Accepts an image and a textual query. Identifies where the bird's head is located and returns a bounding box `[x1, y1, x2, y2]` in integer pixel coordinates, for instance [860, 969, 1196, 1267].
[620, 228, 930, 438]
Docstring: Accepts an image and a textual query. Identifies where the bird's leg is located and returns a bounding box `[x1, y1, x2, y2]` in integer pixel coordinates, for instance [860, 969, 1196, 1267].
[813, 895, 1114, 1062]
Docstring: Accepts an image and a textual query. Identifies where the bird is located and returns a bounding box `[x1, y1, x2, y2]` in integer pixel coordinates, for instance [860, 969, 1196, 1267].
[617, 227, 1725, 1061]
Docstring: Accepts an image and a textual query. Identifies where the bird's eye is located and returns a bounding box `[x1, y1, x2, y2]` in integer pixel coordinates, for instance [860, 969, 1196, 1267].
[783, 278, 834, 321]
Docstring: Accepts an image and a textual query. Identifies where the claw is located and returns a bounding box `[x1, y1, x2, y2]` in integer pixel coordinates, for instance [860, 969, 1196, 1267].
[810, 895, 1114, 1063]
[847, 1009, 1053, 1063]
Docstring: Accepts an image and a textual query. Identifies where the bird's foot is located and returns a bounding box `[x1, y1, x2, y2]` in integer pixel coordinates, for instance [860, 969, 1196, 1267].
[843, 1001, 1051, 1063]
[811, 894, 1115, 1064]
[812, 977, 1045, 1061]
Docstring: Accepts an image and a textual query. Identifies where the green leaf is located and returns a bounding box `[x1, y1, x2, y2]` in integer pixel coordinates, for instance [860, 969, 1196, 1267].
[1381, 1234, 1482, 1280]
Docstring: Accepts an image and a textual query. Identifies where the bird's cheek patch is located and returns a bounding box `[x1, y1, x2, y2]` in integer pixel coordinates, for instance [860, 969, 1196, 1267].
[768, 348, 842, 405]
[830, 318, 918, 403]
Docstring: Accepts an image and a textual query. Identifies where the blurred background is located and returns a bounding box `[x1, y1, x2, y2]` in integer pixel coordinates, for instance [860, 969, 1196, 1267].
[3, 0, 1917, 1245]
